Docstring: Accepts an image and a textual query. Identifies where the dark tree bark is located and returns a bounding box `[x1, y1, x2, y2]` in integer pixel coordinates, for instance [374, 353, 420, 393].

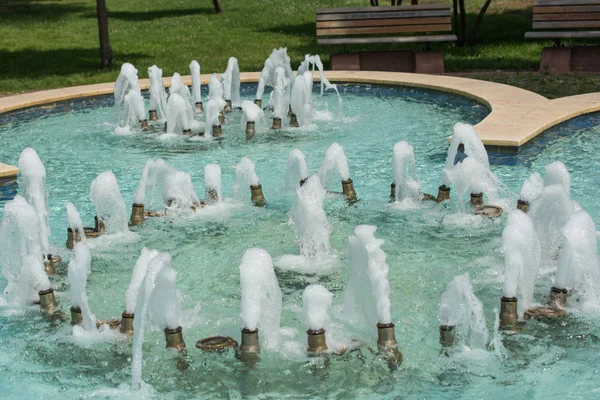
[458, 0, 467, 46]
[213, 0, 223, 13]
[452, 0, 459, 38]
[469, 0, 493, 43]
[96, 0, 112, 68]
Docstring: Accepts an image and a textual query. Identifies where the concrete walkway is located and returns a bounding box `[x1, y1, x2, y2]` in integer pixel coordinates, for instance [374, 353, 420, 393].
[2, 70, 600, 177]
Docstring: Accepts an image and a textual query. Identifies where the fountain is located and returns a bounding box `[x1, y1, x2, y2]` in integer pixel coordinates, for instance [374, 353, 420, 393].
[222, 57, 241, 112]
[234, 157, 265, 206]
[303, 284, 333, 353]
[148, 65, 168, 121]
[0, 195, 55, 309]
[66, 242, 96, 329]
[297, 54, 343, 119]
[239, 248, 283, 356]
[204, 164, 222, 205]
[255, 48, 293, 108]
[90, 171, 129, 234]
[114, 63, 143, 127]
[240, 100, 265, 139]
[317, 143, 356, 201]
[499, 210, 541, 329]
[390, 141, 433, 203]
[190, 60, 203, 113]
[438, 274, 488, 349]
[122, 248, 159, 335]
[517, 172, 544, 213]
[270, 67, 290, 129]
[290, 71, 314, 127]
[344, 225, 400, 360]
[165, 93, 192, 135]
[286, 149, 309, 189]
[17, 148, 60, 270]
[290, 175, 330, 260]
[208, 73, 226, 125]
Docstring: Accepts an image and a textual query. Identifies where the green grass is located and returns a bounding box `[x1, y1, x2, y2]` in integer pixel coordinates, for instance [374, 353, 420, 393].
[0, 0, 597, 97]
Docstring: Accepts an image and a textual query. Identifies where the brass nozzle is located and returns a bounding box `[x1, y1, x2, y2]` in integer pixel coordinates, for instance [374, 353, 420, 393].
[212, 125, 222, 138]
[165, 326, 186, 351]
[436, 185, 450, 203]
[517, 199, 529, 213]
[245, 121, 255, 139]
[289, 113, 299, 127]
[272, 117, 282, 130]
[240, 328, 260, 354]
[130, 203, 144, 226]
[439, 324, 455, 347]
[44, 258, 56, 275]
[250, 184, 266, 207]
[341, 179, 357, 202]
[470, 192, 484, 207]
[140, 119, 150, 131]
[195, 102, 203, 113]
[39, 288, 57, 312]
[66, 227, 83, 249]
[149, 110, 158, 121]
[299, 178, 307, 187]
[307, 328, 328, 353]
[120, 312, 134, 335]
[254, 99, 262, 108]
[183, 129, 192, 136]
[219, 111, 225, 125]
[499, 296, 519, 330]
[71, 306, 83, 326]
[196, 336, 238, 352]
[376, 322, 398, 348]
[548, 286, 567, 308]
[95, 216, 105, 234]
[224, 99, 233, 113]
[390, 182, 396, 201]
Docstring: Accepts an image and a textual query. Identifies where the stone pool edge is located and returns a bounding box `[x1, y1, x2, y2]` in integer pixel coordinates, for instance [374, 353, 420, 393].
[2, 70, 600, 177]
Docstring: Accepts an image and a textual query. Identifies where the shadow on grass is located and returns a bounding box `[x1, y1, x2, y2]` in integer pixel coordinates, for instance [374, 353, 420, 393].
[0, 48, 148, 79]
[83, 7, 215, 21]
[0, 0, 90, 21]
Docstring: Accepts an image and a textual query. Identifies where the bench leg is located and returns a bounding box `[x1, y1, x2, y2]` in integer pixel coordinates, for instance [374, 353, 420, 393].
[415, 51, 445, 74]
[539, 47, 571, 73]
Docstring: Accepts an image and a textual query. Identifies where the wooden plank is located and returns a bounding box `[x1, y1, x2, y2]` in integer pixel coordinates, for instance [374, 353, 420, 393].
[317, 24, 452, 37]
[533, 20, 600, 29]
[525, 30, 600, 38]
[317, 17, 450, 29]
[317, 4, 449, 14]
[318, 34, 457, 45]
[533, 5, 600, 14]
[317, 10, 450, 22]
[534, 0, 600, 6]
[533, 12, 600, 21]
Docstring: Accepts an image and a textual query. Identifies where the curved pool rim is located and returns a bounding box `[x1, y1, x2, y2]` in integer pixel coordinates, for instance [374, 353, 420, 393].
[2, 70, 600, 153]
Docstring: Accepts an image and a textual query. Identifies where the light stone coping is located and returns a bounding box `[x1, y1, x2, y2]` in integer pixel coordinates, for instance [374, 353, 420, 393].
[0, 163, 19, 178]
[2, 70, 600, 177]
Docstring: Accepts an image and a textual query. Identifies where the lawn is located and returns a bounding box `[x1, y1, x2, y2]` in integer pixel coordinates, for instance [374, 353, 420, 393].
[1, 0, 598, 97]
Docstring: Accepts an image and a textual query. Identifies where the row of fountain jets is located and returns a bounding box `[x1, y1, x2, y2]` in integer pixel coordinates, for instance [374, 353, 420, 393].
[2, 56, 599, 387]
[115, 48, 342, 138]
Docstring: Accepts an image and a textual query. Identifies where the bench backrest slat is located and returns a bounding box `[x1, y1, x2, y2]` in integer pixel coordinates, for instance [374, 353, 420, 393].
[316, 5, 453, 38]
[531, 0, 600, 30]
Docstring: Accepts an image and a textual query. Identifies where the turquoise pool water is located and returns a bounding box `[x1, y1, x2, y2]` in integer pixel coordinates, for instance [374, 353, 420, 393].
[1, 84, 600, 399]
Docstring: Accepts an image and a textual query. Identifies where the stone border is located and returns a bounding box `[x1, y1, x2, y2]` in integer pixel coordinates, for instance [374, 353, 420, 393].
[2, 70, 600, 176]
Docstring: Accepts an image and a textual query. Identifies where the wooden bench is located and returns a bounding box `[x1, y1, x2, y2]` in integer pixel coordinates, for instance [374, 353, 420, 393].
[525, 0, 600, 72]
[316, 4, 457, 73]
[525, 0, 600, 42]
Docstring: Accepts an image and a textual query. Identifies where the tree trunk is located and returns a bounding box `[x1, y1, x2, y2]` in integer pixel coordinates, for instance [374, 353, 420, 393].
[469, 0, 493, 44]
[96, 0, 112, 68]
[452, 0, 459, 39]
[213, 0, 223, 13]
[458, 0, 467, 46]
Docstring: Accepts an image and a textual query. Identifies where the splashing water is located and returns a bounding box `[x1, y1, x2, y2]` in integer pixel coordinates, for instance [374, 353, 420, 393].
[114, 63, 141, 124]
[234, 157, 260, 200]
[222, 57, 241, 107]
[303, 284, 333, 331]
[438, 273, 488, 349]
[66, 202, 86, 242]
[239, 248, 282, 349]
[148, 65, 167, 120]
[519, 172, 544, 203]
[391, 141, 422, 203]
[125, 248, 159, 314]
[286, 149, 309, 189]
[189, 60, 202, 105]
[297, 54, 343, 119]
[204, 164, 222, 205]
[66, 242, 97, 331]
[317, 143, 351, 187]
[89, 171, 128, 233]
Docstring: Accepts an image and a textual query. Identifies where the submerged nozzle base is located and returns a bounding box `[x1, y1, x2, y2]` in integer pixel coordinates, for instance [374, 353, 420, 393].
[240, 328, 260, 354]
[342, 179, 357, 202]
[196, 336, 238, 352]
[250, 184, 266, 207]
[272, 117, 282, 130]
[70, 306, 83, 326]
[436, 185, 450, 203]
[517, 199, 530, 213]
[245, 121, 255, 139]
[165, 326, 186, 351]
[439, 324, 455, 347]
[130, 203, 144, 226]
[120, 312, 134, 335]
[290, 113, 299, 127]
[307, 329, 328, 353]
[39, 288, 57, 312]
[499, 296, 519, 330]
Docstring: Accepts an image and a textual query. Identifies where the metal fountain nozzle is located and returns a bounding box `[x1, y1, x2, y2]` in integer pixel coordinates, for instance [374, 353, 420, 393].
[71, 306, 83, 326]
[120, 312, 134, 335]
[164, 326, 186, 351]
[390, 182, 396, 201]
[245, 121, 255, 139]
[195, 102, 203, 113]
[439, 324, 455, 347]
[240, 327, 260, 354]
[224, 99, 233, 113]
[254, 99, 262, 108]
[341, 178, 357, 202]
[38, 288, 58, 312]
[149, 110, 158, 121]
[130, 203, 144, 226]
[250, 184, 266, 207]
[289, 113, 299, 127]
[272, 117, 282, 130]
[212, 125, 222, 138]
[436, 185, 450, 203]
[517, 199, 529, 213]
[307, 328, 328, 353]
[499, 296, 519, 330]
[470, 192, 484, 207]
